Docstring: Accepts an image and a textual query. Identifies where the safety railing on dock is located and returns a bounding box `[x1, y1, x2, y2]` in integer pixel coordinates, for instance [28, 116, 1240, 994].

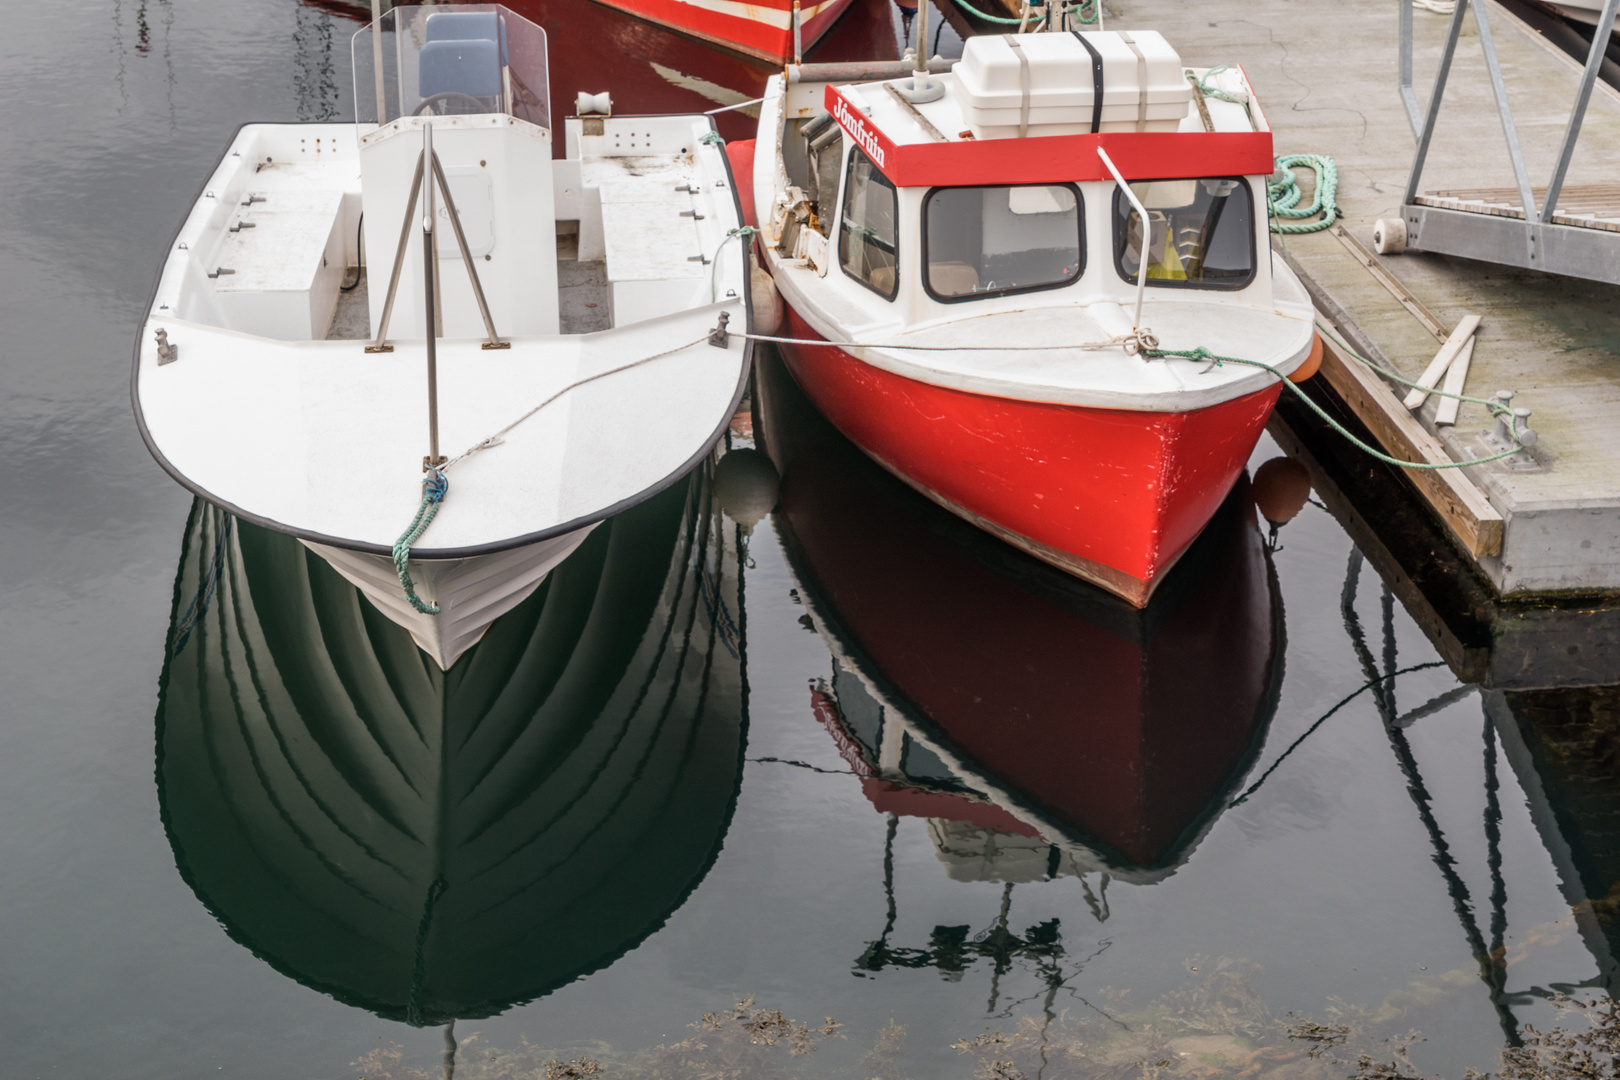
[1390, 0, 1620, 283]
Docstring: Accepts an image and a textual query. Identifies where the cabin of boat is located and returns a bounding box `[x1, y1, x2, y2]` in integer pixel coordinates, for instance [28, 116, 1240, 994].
[749, 32, 1318, 605]
[134, 3, 752, 667]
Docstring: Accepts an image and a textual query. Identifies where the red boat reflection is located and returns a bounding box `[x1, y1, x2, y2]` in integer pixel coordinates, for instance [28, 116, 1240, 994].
[308, 0, 898, 141]
[755, 348, 1283, 881]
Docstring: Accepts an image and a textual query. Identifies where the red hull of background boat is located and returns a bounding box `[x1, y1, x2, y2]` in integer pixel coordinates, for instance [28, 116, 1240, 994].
[778, 309, 1283, 605]
[584, 0, 856, 62]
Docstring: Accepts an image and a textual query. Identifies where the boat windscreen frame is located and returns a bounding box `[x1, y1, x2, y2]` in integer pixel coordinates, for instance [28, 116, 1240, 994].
[836, 146, 901, 302]
[1109, 175, 1258, 293]
[919, 182, 1086, 305]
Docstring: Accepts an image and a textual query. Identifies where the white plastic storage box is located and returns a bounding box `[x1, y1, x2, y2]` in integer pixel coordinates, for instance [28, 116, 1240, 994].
[949, 30, 1191, 140]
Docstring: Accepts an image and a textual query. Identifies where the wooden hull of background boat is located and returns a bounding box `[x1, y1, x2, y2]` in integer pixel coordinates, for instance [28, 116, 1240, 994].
[156, 469, 746, 1022]
[756, 349, 1281, 873]
[776, 311, 1284, 606]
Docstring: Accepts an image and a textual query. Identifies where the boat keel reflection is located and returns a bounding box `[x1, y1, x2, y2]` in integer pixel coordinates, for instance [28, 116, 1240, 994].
[155, 463, 746, 1025]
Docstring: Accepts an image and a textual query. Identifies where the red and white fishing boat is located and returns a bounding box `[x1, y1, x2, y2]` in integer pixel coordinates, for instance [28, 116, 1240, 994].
[739, 24, 1322, 605]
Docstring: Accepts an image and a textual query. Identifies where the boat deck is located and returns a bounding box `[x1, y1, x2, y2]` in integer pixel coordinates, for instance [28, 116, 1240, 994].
[321, 232, 614, 341]
[1113, 0, 1620, 687]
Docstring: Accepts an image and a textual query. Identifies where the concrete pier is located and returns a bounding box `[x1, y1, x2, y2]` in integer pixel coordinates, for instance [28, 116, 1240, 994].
[1106, 0, 1620, 685]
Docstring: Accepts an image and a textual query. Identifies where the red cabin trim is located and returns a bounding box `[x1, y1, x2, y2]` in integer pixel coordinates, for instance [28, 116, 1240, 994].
[825, 84, 1274, 187]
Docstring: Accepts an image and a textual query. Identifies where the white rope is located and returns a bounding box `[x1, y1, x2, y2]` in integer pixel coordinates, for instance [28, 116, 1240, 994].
[1414, 0, 1456, 12]
[741, 330, 1163, 354]
[705, 97, 767, 115]
[442, 335, 711, 471]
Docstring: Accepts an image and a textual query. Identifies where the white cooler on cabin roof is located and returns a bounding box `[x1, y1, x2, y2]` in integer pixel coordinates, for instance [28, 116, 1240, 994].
[949, 30, 1191, 141]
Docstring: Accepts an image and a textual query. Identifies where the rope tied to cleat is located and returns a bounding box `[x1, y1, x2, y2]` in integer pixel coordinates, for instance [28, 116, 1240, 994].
[737, 322, 1532, 471]
[1144, 322, 1533, 470]
[394, 466, 448, 615]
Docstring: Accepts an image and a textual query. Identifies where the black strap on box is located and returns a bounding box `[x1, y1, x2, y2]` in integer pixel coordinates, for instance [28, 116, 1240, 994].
[1073, 31, 1104, 134]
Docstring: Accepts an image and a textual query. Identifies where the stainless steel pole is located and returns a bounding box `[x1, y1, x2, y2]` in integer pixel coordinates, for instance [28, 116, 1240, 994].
[370, 0, 387, 124]
[422, 124, 445, 469]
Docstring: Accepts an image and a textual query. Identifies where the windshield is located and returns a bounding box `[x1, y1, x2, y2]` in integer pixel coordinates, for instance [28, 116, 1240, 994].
[923, 185, 1083, 302]
[352, 4, 549, 129]
[838, 149, 900, 301]
[1112, 178, 1254, 289]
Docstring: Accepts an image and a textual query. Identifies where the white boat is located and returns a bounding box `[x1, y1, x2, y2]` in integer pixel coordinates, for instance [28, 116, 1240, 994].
[133, 4, 753, 668]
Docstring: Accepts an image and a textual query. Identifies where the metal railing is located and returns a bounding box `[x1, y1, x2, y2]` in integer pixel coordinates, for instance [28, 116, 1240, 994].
[1396, 0, 1620, 281]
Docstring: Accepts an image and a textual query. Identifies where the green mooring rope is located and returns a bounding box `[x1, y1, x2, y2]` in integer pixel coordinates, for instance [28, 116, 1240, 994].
[1268, 153, 1340, 234]
[1193, 64, 1247, 105]
[1143, 325, 1527, 471]
[951, 0, 1047, 26]
[393, 467, 448, 615]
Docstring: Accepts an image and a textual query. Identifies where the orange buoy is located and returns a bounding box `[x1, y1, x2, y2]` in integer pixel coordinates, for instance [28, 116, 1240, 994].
[1288, 332, 1324, 383]
[1252, 456, 1312, 526]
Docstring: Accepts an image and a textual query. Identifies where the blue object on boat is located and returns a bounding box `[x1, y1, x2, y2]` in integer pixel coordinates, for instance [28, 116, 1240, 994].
[425, 10, 507, 64]
[419, 38, 502, 100]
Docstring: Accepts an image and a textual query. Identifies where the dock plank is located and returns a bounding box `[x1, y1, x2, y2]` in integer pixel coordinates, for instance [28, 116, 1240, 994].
[1315, 332, 1505, 559]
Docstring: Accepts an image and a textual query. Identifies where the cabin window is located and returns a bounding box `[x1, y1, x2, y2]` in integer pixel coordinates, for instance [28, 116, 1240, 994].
[921, 184, 1084, 302]
[1112, 178, 1256, 289]
[838, 149, 900, 301]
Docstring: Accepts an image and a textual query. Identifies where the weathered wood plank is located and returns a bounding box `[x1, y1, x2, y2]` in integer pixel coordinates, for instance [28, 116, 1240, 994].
[1315, 334, 1505, 558]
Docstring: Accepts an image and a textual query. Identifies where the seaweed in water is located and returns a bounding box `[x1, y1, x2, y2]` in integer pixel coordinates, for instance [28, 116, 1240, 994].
[351, 999, 844, 1080]
[349, 978, 1618, 1080]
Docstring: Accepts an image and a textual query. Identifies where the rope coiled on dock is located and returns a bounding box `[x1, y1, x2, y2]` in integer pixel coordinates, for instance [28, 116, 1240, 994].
[393, 467, 448, 615]
[1268, 153, 1341, 234]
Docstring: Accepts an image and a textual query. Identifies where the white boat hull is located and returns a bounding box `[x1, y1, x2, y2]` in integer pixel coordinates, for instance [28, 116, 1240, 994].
[304, 526, 596, 669]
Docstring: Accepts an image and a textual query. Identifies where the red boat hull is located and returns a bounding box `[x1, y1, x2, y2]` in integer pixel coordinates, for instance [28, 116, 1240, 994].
[583, 0, 857, 62]
[777, 308, 1283, 605]
[759, 350, 1280, 869]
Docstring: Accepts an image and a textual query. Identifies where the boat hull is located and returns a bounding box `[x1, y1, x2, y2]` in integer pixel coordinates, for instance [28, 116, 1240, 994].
[305, 527, 596, 670]
[776, 309, 1283, 606]
[580, 0, 857, 62]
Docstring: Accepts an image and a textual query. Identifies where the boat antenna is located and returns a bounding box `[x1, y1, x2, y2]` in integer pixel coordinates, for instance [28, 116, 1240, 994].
[897, 0, 944, 102]
[1096, 146, 1155, 349]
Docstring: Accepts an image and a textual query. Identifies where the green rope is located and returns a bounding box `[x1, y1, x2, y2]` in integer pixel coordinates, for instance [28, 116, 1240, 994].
[700, 131, 725, 147]
[952, 0, 1045, 26]
[711, 225, 761, 301]
[392, 467, 447, 615]
[1193, 64, 1247, 104]
[1268, 153, 1340, 234]
[1073, 0, 1098, 23]
[1141, 332, 1528, 471]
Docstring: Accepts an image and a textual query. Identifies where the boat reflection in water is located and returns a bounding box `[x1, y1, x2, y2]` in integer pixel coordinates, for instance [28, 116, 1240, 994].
[755, 347, 1284, 908]
[155, 465, 745, 1025]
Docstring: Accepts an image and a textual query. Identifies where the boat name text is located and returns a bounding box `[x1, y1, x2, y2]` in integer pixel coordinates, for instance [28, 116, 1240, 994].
[833, 96, 886, 169]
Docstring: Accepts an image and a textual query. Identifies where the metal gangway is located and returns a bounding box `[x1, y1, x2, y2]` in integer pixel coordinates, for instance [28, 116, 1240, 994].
[1381, 0, 1620, 284]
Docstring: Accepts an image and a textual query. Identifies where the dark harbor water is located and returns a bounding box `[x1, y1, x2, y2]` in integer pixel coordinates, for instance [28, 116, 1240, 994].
[3, 2, 1619, 1078]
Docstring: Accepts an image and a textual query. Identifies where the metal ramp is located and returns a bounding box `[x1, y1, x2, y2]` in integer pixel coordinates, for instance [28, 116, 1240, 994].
[1389, 0, 1620, 283]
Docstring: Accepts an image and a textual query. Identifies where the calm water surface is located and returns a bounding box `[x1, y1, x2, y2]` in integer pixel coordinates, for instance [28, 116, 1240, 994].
[1, 3, 1615, 1078]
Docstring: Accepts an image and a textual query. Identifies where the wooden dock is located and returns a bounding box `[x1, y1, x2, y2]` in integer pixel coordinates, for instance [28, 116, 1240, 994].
[1109, 0, 1620, 686]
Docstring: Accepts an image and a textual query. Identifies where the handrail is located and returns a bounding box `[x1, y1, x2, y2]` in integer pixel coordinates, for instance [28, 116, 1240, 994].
[1397, 0, 1620, 264]
[1097, 146, 1150, 333]
[366, 124, 508, 355]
